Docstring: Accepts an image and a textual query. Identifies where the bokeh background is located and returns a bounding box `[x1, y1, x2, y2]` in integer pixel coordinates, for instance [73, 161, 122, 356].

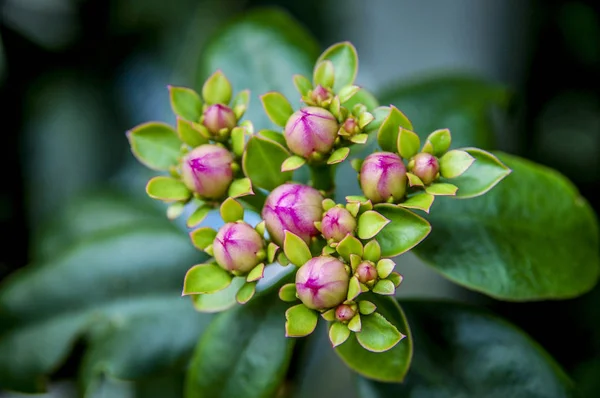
[1, 0, 599, 397]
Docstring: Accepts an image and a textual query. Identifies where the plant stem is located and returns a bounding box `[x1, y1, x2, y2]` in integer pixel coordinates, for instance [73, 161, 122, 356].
[309, 164, 336, 196]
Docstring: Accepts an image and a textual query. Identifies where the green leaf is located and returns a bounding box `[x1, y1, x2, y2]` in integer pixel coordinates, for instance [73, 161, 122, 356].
[293, 74, 312, 96]
[357, 300, 576, 397]
[338, 85, 360, 103]
[343, 88, 379, 112]
[177, 118, 208, 148]
[335, 294, 412, 382]
[232, 89, 250, 119]
[259, 129, 287, 147]
[166, 202, 186, 220]
[187, 205, 212, 228]
[189, 227, 217, 251]
[329, 322, 351, 347]
[183, 263, 233, 295]
[285, 304, 318, 337]
[356, 312, 403, 352]
[447, 148, 511, 198]
[316, 41, 358, 92]
[126, 122, 181, 171]
[374, 205, 431, 258]
[0, 194, 209, 393]
[396, 128, 420, 159]
[230, 127, 246, 157]
[358, 300, 377, 315]
[423, 128, 451, 156]
[363, 240, 381, 263]
[414, 153, 600, 300]
[425, 182, 458, 196]
[327, 147, 350, 165]
[336, 234, 364, 262]
[168, 86, 203, 122]
[376, 259, 395, 279]
[281, 155, 306, 172]
[313, 60, 335, 88]
[278, 283, 297, 302]
[347, 276, 362, 301]
[399, 193, 435, 213]
[439, 149, 475, 179]
[228, 178, 253, 198]
[199, 8, 319, 129]
[202, 70, 232, 105]
[377, 105, 414, 152]
[192, 277, 246, 313]
[246, 263, 265, 282]
[406, 172, 424, 187]
[146, 176, 190, 201]
[357, 210, 390, 240]
[186, 287, 294, 398]
[260, 92, 294, 127]
[236, 282, 256, 304]
[283, 231, 312, 267]
[373, 280, 396, 296]
[380, 74, 509, 149]
[219, 197, 244, 223]
[243, 136, 292, 190]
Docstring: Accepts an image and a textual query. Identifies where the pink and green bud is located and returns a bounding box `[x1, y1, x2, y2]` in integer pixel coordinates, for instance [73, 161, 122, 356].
[296, 256, 349, 310]
[284, 107, 339, 158]
[203, 104, 237, 136]
[335, 304, 356, 322]
[356, 261, 378, 284]
[360, 152, 408, 203]
[321, 207, 357, 242]
[262, 183, 323, 245]
[311, 85, 332, 104]
[409, 152, 440, 185]
[213, 222, 264, 273]
[181, 144, 233, 199]
[340, 117, 359, 136]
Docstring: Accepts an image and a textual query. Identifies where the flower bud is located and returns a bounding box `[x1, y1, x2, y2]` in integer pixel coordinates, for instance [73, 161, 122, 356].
[321, 207, 356, 242]
[409, 152, 439, 185]
[340, 117, 360, 136]
[203, 104, 237, 136]
[335, 304, 356, 322]
[213, 222, 264, 273]
[181, 144, 233, 199]
[359, 152, 407, 203]
[262, 183, 323, 245]
[311, 85, 332, 104]
[355, 261, 378, 284]
[296, 256, 349, 310]
[284, 107, 339, 158]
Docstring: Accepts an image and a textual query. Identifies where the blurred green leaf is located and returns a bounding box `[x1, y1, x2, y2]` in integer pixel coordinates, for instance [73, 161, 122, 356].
[380, 75, 509, 149]
[414, 153, 600, 300]
[357, 300, 576, 398]
[200, 8, 320, 130]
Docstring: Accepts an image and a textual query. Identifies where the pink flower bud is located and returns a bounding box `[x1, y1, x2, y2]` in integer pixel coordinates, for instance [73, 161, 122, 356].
[359, 152, 407, 203]
[262, 183, 323, 245]
[311, 85, 332, 104]
[213, 222, 264, 273]
[284, 107, 339, 158]
[181, 144, 233, 199]
[203, 104, 237, 135]
[335, 304, 356, 322]
[409, 152, 440, 185]
[355, 261, 378, 284]
[296, 256, 349, 310]
[321, 207, 356, 242]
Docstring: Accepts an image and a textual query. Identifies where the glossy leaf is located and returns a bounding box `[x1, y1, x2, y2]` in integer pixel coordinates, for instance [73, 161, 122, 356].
[363, 240, 381, 263]
[146, 176, 190, 201]
[425, 182, 458, 196]
[423, 128, 451, 156]
[377, 105, 413, 152]
[316, 41, 358, 92]
[399, 193, 435, 213]
[327, 147, 350, 165]
[356, 312, 403, 352]
[281, 155, 306, 172]
[374, 205, 431, 258]
[285, 304, 318, 337]
[183, 263, 233, 295]
[278, 283, 297, 302]
[337, 234, 364, 262]
[283, 231, 312, 267]
[446, 148, 511, 198]
[220, 197, 244, 223]
[189, 227, 217, 251]
[357, 210, 390, 240]
[414, 153, 600, 300]
[228, 178, 253, 198]
[329, 322, 351, 347]
[260, 92, 294, 127]
[243, 136, 292, 190]
[439, 149, 475, 178]
[169, 86, 202, 122]
[127, 122, 181, 170]
[357, 300, 576, 398]
[397, 128, 420, 159]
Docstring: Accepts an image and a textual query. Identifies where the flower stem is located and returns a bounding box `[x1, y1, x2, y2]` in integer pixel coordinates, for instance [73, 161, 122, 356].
[309, 164, 335, 196]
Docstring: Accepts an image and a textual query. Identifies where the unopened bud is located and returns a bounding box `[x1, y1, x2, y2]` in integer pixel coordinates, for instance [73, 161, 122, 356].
[296, 256, 349, 310]
[311, 85, 332, 104]
[321, 207, 357, 242]
[409, 152, 439, 185]
[203, 104, 237, 136]
[181, 144, 233, 199]
[213, 222, 264, 273]
[284, 107, 339, 158]
[335, 304, 356, 322]
[359, 152, 407, 203]
[355, 261, 378, 284]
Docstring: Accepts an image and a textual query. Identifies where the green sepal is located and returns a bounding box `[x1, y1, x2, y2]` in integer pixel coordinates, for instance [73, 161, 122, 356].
[146, 176, 191, 202]
[358, 300, 377, 315]
[313, 60, 335, 88]
[406, 172, 424, 187]
[228, 178, 254, 198]
[285, 304, 318, 337]
[267, 242, 280, 263]
[348, 276, 362, 301]
[279, 283, 297, 302]
[232, 89, 250, 119]
[322, 198, 336, 211]
[293, 74, 313, 96]
[204, 244, 214, 257]
[337, 234, 363, 262]
[346, 202, 360, 218]
[373, 279, 396, 296]
[261, 92, 294, 127]
[177, 117, 208, 147]
[202, 70, 232, 105]
[327, 147, 350, 165]
[377, 105, 413, 152]
[439, 149, 476, 179]
[356, 312, 404, 353]
[255, 220, 266, 237]
[281, 155, 306, 172]
[236, 281, 257, 304]
[397, 127, 420, 159]
[183, 263, 233, 295]
[338, 85, 360, 103]
[351, 158, 364, 172]
[377, 259, 396, 279]
[350, 254, 362, 271]
[329, 322, 351, 347]
[168, 85, 202, 122]
[363, 240, 381, 263]
[321, 309, 336, 321]
[348, 314, 362, 333]
[166, 202, 186, 220]
[246, 263, 265, 282]
[346, 195, 368, 203]
[358, 112, 374, 129]
[399, 193, 435, 213]
[388, 272, 403, 287]
[423, 128, 451, 156]
[187, 204, 211, 228]
[283, 231, 312, 267]
[425, 182, 458, 196]
[357, 210, 390, 240]
[349, 134, 368, 144]
[322, 245, 336, 256]
[220, 197, 244, 223]
[126, 122, 181, 171]
[317, 41, 358, 92]
[374, 204, 432, 258]
[277, 252, 290, 266]
[231, 127, 246, 157]
[189, 227, 217, 251]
